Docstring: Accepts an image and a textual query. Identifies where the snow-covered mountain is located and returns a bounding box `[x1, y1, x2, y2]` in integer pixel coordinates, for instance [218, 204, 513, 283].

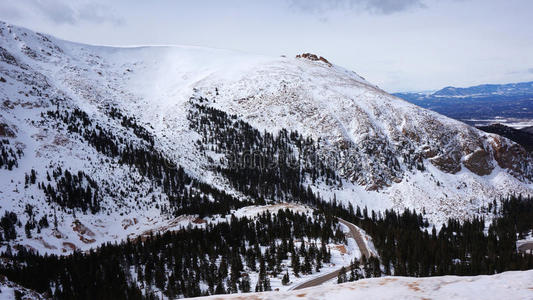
[1, 21, 532, 254]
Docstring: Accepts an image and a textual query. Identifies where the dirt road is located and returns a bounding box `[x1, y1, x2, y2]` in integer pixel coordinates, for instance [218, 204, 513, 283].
[289, 218, 372, 290]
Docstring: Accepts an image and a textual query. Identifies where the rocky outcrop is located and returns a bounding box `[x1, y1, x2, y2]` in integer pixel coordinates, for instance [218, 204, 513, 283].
[430, 155, 462, 174]
[296, 53, 332, 66]
[463, 149, 494, 176]
[491, 136, 533, 180]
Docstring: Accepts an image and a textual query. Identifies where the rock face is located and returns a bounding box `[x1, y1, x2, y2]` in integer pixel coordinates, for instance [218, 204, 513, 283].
[463, 149, 494, 176]
[296, 53, 332, 66]
[0, 21, 532, 254]
[491, 136, 533, 180]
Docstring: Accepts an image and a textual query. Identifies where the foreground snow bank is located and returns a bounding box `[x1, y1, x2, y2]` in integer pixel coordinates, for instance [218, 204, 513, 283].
[193, 270, 533, 300]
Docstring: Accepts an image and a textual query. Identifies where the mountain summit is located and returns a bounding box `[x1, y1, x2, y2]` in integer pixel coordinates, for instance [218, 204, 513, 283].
[0, 21, 532, 253]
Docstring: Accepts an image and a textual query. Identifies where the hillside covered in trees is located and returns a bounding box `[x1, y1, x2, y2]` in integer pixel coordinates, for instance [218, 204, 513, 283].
[1, 194, 532, 299]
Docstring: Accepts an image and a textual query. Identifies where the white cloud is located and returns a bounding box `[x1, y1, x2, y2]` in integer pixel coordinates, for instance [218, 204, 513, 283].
[1, 0, 123, 25]
[287, 0, 425, 15]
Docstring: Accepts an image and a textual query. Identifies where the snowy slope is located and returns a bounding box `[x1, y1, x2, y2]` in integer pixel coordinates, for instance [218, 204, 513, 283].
[0, 275, 47, 300]
[1, 20, 533, 255]
[192, 270, 533, 300]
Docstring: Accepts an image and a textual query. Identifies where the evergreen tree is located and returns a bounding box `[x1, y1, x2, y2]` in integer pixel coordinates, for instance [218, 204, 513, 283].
[337, 266, 347, 284]
[282, 271, 290, 285]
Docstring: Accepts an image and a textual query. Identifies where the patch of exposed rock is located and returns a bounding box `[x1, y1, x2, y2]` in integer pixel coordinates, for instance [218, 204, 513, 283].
[296, 53, 332, 66]
[463, 149, 494, 176]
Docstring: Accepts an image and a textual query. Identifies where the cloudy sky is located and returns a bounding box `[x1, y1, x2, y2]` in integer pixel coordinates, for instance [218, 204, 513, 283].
[1, 0, 532, 92]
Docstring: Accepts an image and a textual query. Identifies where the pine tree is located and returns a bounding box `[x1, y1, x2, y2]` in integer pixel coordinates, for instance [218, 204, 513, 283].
[239, 276, 251, 293]
[291, 253, 300, 276]
[262, 277, 271, 291]
[215, 279, 226, 295]
[282, 271, 290, 285]
[337, 266, 347, 284]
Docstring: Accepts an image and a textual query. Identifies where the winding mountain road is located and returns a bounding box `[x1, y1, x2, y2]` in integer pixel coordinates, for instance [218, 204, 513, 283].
[289, 218, 373, 290]
[338, 218, 372, 259]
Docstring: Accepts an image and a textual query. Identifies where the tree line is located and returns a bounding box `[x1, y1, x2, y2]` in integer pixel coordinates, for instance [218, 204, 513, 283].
[42, 106, 259, 218]
[1, 209, 344, 299]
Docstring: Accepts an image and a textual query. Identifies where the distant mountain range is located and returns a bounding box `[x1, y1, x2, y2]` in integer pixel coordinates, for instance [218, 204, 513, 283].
[396, 81, 533, 100]
[393, 81, 533, 126]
